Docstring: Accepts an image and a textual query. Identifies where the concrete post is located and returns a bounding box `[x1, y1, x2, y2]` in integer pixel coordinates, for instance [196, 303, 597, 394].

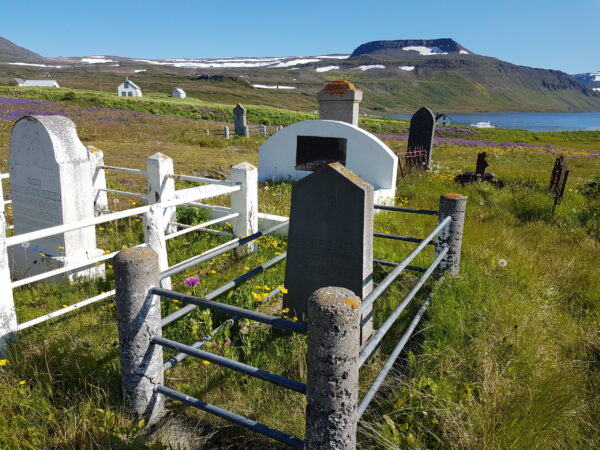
[88, 146, 109, 215]
[143, 205, 171, 289]
[0, 174, 5, 215]
[147, 153, 176, 234]
[242, 125, 250, 138]
[259, 124, 266, 136]
[435, 193, 467, 276]
[306, 287, 360, 450]
[317, 80, 363, 127]
[233, 103, 247, 136]
[114, 247, 165, 422]
[0, 212, 18, 354]
[230, 162, 258, 256]
[223, 126, 230, 139]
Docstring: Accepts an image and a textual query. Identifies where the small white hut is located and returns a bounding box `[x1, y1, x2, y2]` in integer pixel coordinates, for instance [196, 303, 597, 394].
[117, 78, 142, 97]
[172, 88, 186, 99]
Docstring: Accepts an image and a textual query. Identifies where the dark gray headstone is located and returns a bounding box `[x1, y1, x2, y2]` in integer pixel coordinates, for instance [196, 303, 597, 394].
[233, 103, 247, 136]
[283, 163, 374, 343]
[407, 106, 436, 169]
[475, 152, 488, 177]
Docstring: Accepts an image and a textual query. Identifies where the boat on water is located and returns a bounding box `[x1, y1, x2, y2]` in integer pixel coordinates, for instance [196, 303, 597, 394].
[470, 121, 496, 128]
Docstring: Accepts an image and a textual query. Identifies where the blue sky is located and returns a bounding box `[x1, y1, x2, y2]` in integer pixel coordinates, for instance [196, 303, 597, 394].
[1, 0, 598, 74]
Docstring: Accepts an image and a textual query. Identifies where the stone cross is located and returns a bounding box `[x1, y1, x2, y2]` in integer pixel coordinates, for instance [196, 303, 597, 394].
[283, 163, 374, 344]
[8, 115, 104, 281]
[407, 107, 436, 170]
[233, 103, 247, 136]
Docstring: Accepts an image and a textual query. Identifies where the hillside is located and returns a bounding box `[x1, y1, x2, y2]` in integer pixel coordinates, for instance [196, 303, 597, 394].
[0, 37, 43, 62]
[0, 36, 599, 113]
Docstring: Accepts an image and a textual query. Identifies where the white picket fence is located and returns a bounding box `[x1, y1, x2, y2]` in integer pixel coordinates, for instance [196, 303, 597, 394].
[0, 152, 287, 351]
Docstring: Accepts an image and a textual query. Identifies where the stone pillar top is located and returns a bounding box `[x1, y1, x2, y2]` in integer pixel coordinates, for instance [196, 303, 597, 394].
[317, 80, 363, 102]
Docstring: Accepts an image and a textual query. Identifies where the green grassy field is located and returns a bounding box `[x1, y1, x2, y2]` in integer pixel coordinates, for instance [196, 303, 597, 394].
[0, 94, 598, 448]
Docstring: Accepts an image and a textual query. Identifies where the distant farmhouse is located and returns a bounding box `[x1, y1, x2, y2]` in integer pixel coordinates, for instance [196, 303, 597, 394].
[172, 88, 186, 98]
[118, 78, 142, 97]
[435, 113, 452, 126]
[15, 78, 60, 88]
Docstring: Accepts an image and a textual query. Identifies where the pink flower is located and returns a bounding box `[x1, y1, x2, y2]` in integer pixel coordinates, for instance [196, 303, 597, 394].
[224, 338, 232, 347]
[184, 276, 200, 288]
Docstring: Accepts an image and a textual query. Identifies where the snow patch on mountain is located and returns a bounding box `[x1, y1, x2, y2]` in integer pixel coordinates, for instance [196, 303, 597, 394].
[81, 57, 115, 63]
[402, 46, 448, 55]
[316, 65, 339, 72]
[357, 64, 385, 71]
[400, 65, 415, 71]
[9, 62, 63, 68]
[252, 84, 296, 89]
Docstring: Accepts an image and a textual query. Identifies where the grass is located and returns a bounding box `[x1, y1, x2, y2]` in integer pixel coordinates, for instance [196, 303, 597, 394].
[0, 95, 599, 448]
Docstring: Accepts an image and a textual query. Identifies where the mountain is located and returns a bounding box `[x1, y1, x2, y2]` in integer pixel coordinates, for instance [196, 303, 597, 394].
[574, 72, 600, 93]
[1, 36, 599, 113]
[351, 38, 473, 57]
[0, 37, 44, 62]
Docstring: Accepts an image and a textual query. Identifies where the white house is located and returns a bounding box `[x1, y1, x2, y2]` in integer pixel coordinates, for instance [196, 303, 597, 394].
[172, 88, 186, 98]
[17, 79, 60, 88]
[117, 78, 142, 97]
[435, 113, 452, 126]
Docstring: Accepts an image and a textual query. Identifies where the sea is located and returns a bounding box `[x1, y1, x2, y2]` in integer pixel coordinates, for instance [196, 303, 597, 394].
[385, 112, 600, 132]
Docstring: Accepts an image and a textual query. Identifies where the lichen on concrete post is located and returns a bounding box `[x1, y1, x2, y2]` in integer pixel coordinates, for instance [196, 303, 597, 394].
[435, 193, 467, 275]
[230, 162, 258, 256]
[146, 152, 176, 234]
[88, 145, 108, 216]
[114, 247, 165, 422]
[306, 286, 360, 450]
[0, 212, 18, 354]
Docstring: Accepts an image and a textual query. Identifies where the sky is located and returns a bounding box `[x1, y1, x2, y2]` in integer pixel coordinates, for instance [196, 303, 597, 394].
[1, 0, 598, 74]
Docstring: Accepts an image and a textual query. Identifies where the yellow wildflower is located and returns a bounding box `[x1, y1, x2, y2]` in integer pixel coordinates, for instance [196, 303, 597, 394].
[202, 360, 211, 366]
[277, 285, 288, 294]
[282, 307, 289, 314]
[19, 380, 26, 385]
[0, 359, 8, 366]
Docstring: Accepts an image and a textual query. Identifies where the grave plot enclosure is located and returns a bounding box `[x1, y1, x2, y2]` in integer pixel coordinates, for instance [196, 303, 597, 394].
[259, 120, 397, 205]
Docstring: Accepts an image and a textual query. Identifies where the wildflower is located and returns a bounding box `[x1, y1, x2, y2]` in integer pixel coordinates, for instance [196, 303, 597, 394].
[282, 307, 289, 314]
[19, 380, 26, 385]
[104, 250, 111, 254]
[58, 246, 65, 250]
[0, 359, 8, 366]
[277, 285, 288, 294]
[209, 270, 216, 274]
[292, 316, 298, 322]
[498, 259, 508, 267]
[99, 227, 105, 231]
[244, 266, 250, 271]
[107, 264, 113, 269]
[131, 201, 137, 206]
[62, 304, 68, 308]
[202, 360, 211, 366]
[184, 276, 200, 287]
[95, 262, 101, 266]
[185, 291, 191, 295]
[224, 338, 232, 347]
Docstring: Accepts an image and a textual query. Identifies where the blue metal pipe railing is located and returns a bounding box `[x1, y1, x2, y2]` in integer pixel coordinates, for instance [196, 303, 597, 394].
[163, 287, 281, 372]
[160, 253, 286, 327]
[155, 285, 307, 334]
[374, 232, 436, 245]
[152, 336, 306, 394]
[374, 259, 426, 273]
[374, 204, 438, 215]
[155, 384, 304, 449]
[359, 247, 447, 366]
[358, 294, 432, 418]
[161, 221, 288, 279]
[361, 216, 451, 313]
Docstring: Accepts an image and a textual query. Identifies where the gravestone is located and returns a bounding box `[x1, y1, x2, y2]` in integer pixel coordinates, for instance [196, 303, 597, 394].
[475, 152, 489, 177]
[407, 107, 436, 170]
[317, 80, 363, 127]
[283, 163, 374, 344]
[8, 115, 104, 280]
[258, 120, 397, 205]
[233, 103, 247, 136]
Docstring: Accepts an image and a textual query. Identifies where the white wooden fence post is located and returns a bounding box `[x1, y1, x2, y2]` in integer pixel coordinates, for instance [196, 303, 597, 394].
[143, 205, 171, 289]
[88, 146, 109, 216]
[147, 153, 177, 234]
[230, 162, 258, 256]
[224, 126, 230, 139]
[0, 173, 5, 215]
[0, 212, 18, 354]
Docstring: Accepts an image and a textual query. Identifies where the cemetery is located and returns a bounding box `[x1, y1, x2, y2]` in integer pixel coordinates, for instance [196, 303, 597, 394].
[0, 81, 598, 448]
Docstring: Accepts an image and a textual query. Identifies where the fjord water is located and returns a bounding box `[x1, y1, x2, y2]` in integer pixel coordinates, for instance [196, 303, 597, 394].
[387, 112, 600, 132]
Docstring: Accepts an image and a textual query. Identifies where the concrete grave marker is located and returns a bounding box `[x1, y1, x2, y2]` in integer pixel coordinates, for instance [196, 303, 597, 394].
[283, 163, 374, 344]
[233, 103, 247, 136]
[317, 80, 363, 126]
[8, 115, 104, 280]
[407, 106, 436, 170]
[259, 120, 397, 205]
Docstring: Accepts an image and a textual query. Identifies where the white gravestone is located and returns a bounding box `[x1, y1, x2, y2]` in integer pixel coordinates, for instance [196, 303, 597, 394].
[258, 120, 397, 205]
[8, 115, 104, 281]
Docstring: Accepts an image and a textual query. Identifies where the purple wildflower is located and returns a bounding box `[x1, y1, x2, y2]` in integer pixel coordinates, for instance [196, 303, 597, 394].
[184, 276, 200, 287]
[224, 338, 232, 347]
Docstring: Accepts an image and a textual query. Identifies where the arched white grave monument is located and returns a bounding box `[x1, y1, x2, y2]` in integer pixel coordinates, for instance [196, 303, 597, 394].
[8, 115, 104, 281]
[258, 120, 397, 204]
